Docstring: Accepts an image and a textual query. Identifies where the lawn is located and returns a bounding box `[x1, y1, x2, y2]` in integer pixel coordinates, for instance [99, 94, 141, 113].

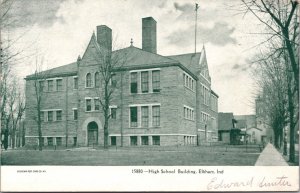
[1, 145, 260, 166]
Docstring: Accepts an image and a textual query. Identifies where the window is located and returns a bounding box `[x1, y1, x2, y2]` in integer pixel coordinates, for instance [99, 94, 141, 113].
[141, 136, 149, 145]
[185, 75, 188, 87]
[40, 111, 44, 122]
[39, 81, 44, 92]
[152, 70, 160, 92]
[130, 107, 138, 127]
[86, 99, 92, 111]
[184, 106, 194, 120]
[110, 108, 117, 119]
[111, 136, 116, 146]
[48, 111, 53, 122]
[152, 136, 160, 145]
[152, 106, 160, 127]
[111, 74, 117, 87]
[183, 73, 195, 91]
[130, 72, 138, 93]
[56, 79, 62, 91]
[47, 80, 54, 92]
[73, 109, 78, 120]
[73, 137, 77, 146]
[130, 136, 137, 146]
[86, 73, 92, 87]
[201, 112, 209, 122]
[56, 137, 62, 146]
[141, 71, 149, 93]
[95, 72, 100, 88]
[191, 80, 194, 90]
[94, 98, 100, 111]
[73, 77, 78, 89]
[56, 110, 62, 121]
[141, 106, 149, 127]
[47, 137, 53, 146]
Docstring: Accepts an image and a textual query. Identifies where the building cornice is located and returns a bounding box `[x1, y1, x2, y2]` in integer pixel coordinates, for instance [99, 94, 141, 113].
[24, 62, 199, 81]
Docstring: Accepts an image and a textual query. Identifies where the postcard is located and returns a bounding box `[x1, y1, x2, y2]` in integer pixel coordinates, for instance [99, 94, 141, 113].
[0, 0, 299, 191]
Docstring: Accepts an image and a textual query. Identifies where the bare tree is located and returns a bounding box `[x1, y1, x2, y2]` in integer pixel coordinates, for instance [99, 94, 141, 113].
[239, 0, 298, 94]
[5, 79, 25, 148]
[253, 49, 288, 148]
[0, 0, 31, 143]
[91, 36, 129, 148]
[30, 57, 48, 151]
[239, 0, 299, 163]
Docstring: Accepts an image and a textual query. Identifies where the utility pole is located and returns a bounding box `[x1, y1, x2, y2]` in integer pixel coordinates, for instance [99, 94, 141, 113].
[195, 3, 199, 53]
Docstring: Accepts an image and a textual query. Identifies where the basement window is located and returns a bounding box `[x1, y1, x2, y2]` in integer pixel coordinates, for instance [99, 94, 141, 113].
[141, 136, 149, 145]
[152, 136, 160, 145]
[130, 136, 137, 146]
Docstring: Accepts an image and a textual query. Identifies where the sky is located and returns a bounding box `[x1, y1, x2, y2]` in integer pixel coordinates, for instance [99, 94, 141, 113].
[5, 0, 267, 115]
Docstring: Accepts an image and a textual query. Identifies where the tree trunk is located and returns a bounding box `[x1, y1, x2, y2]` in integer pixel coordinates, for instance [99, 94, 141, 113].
[274, 129, 280, 149]
[38, 123, 42, 151]
[22, 123, 25, 147]
[11, 128, 15, 149]
[288, 85, 295, 162]
[104, 118, 109, 149]
[37, 109, 43, 151]
[283, 29, 299, 100]
[103, 83, 109, 149]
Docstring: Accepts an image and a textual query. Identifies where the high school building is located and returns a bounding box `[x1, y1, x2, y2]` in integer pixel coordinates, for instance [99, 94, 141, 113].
[24, 17, 218, 147]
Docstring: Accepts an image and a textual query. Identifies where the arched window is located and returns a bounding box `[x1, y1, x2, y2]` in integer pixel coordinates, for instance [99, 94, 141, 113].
[95, 72, 100, 88]
[86, 73, 92, 87]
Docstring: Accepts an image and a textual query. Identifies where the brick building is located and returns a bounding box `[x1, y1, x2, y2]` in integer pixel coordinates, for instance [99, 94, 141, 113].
[24, 17, 218, 147]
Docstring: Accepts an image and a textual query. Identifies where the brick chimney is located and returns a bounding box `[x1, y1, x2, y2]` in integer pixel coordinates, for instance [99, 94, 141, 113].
[142, 17, 157, 54]
[96, 25, 112, 53]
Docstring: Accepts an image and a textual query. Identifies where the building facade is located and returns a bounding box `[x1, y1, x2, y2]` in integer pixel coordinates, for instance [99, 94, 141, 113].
[24, 17, 218, 147]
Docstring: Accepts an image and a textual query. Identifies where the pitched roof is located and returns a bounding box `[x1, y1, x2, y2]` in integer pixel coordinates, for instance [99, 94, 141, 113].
[167, 53, 201, 75]
[113, 46, 177, 67]
[25, 62, 77, 80]
[26, 37, 202, 79]
[218, 112, 234, 130]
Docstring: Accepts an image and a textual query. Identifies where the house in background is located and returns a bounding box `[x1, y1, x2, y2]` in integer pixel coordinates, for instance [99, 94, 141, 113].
[234, 114, 265, 144]
[255, 96, 274, 143]
[24, 17, 219, 147]
[218, 112, 234, 143]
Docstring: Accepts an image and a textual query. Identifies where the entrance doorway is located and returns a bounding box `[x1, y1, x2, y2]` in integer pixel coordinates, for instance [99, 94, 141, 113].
[87, 121, 98, 146]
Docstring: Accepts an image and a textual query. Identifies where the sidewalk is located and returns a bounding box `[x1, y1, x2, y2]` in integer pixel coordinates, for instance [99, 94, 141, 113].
[255, 143, 289, 166]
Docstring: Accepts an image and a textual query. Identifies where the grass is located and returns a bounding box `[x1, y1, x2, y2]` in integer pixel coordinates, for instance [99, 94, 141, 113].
[1, 145, 260, 166]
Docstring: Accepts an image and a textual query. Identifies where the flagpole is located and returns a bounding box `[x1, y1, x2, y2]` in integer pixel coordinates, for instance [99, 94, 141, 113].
[195, 3, 199, 53]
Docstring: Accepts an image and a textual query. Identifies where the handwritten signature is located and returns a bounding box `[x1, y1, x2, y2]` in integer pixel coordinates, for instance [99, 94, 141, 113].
[207, 176, 291, 190]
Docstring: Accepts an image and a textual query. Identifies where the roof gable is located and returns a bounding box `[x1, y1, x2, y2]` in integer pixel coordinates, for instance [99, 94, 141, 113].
[199, 46, 210, 80]
[167, 52, 201, 75]
[81, 33, 101, 65]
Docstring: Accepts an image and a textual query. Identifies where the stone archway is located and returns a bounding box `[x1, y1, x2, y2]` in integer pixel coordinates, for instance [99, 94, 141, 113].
[87, 121, 98, 146]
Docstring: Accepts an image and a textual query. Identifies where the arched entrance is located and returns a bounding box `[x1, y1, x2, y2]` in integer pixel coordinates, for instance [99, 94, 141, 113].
[87, 121, 98, 146]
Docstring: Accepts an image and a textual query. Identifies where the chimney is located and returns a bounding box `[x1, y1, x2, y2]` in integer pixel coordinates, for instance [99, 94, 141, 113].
[96, 25, 112, 53]
[142, 17, 157, 54]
